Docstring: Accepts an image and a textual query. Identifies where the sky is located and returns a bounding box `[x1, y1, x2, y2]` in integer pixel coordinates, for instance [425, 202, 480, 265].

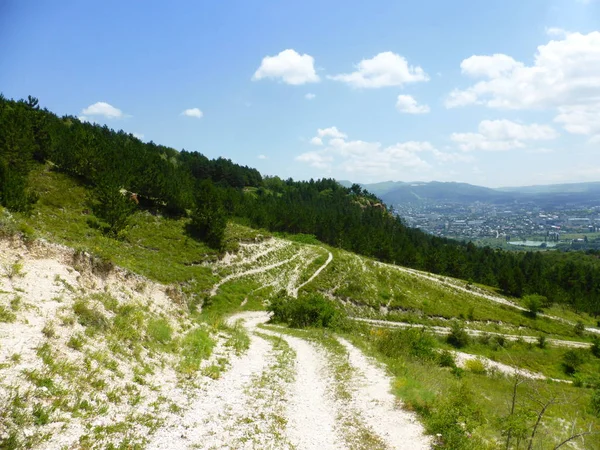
[1, 0, 600, 188]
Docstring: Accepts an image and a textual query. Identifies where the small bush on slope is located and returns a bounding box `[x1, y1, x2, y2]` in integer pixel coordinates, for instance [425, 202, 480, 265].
[267, 291, 345, 329]
[447, 321, 470, 348]
[375, 328, 437, 361]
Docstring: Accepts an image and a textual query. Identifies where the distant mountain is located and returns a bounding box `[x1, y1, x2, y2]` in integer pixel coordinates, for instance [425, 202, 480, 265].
[336, 180, 406, 196]
[497, 181, 600, 195]
[338, 179, 600, 207]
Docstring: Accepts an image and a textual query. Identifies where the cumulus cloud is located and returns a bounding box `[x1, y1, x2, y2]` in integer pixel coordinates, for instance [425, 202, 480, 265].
[396, 95, 430, 114]
[295, 151, 333, 169]
[451, 119, 558, 151]
[554, 105, 600, 136]
[182, 108, 203, 118]
[445, 32, 600, 136]
[317, 126, 347, 139]
[328, 52, 429, 88]
[132, 133, 144, 140]
[258, 154, 268, 160]
[305, 93, 316, 100]
[81, 102, 124, 119]
[252, 49, 320, 85]
[460, 54, 523, 79]
[295, 127, 465, 179]
[546, 27, 568, 37]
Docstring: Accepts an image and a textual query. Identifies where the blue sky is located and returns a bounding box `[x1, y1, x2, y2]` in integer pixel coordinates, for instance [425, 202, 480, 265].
[1, 0, 599, 187]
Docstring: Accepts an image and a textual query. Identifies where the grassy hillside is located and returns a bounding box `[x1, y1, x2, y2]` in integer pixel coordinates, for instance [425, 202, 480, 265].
[1, 168, 600, 448]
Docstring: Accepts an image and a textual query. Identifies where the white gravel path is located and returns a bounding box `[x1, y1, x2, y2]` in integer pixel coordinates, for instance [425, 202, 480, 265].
[450, 350, 571, 383]
[337, 337, 431, 450]
[352, 317, 593, 348]
[147, 331, 275, 449]
[210, 253, 300, 296]
[292, 251, 333, 298]
[263, 328, 345, 450]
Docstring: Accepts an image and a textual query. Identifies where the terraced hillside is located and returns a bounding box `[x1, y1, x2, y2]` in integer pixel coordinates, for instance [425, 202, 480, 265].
[1, 172, 600, 449]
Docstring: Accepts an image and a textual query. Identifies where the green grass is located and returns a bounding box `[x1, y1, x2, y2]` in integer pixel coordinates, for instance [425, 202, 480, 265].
[441, 336, 600, 382]
[178, 327, 214, 375]
[146, 318, 173, 344]
[0, 304, 17, 322]
[304, 248, 595, 341]
[341, 324, 600, 449]
[22, 168, 246, 284]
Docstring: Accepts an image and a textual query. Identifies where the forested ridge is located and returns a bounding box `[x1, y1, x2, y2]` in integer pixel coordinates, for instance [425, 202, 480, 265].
[2, 94, 600, 316]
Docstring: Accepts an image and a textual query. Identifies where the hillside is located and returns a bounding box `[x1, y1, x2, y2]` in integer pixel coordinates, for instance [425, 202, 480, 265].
[1, 170, 600, 448]
[3, 95, 600, 317]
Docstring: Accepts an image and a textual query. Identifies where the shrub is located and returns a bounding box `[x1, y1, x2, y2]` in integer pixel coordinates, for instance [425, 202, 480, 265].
[465, 358, 487, 375]
[426, 383, 484, 449]
[376, 328, 437, 361]
[591, 389, 600, 417]
[91, 180, 136, 237]
[562, 349, 585, 375]
[592, 337, 600, 358]
[0, 161, 36, 213]
[178, 328, 214, 375]
[438, 350, 456, 368]
[537, 335, 547, 349]
[267, 291, 293, 324]
[574, 321, 586, 337]
[523, 294, 546, 319]
[188, 180, 227, 250]
[447, 321, 470, 348]
[268, 292, 344, 329]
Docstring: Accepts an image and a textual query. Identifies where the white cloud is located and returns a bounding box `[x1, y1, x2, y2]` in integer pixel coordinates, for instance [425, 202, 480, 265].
[445, 32, 600, 136]
[81, 102, 124, 119]
[328, 51, 429, 88]
[305, 93, 316, 100]
[451, 119, 558, 151]
[396, 95, 430, 114]
[546, 27, 568, 37]
[554, 105, 600, 135]
[317, 126, 347, 139]
[295, 151, 333, 169]
[132, 133, 144, 140]
[460, 54, 523, 79]
[182, 108, 203, 118]
[295, 127, 457, 178]
[431, 149, 475, 163]
[310, 137, 323, 146]
[252, 49, 319, 85]
[258, 154, 268, 160]
[478, 119, 558, 140]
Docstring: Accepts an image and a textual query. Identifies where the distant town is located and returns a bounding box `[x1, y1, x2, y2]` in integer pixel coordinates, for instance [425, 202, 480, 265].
[395, 201, 600, 251]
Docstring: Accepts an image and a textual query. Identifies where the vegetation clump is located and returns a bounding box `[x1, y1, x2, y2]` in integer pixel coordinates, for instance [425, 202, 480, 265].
[447, 321, 470, 348]
[267, 292, 344, 329]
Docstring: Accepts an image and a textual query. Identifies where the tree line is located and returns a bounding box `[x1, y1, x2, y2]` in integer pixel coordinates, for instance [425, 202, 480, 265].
[1, 94, 600, 316]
